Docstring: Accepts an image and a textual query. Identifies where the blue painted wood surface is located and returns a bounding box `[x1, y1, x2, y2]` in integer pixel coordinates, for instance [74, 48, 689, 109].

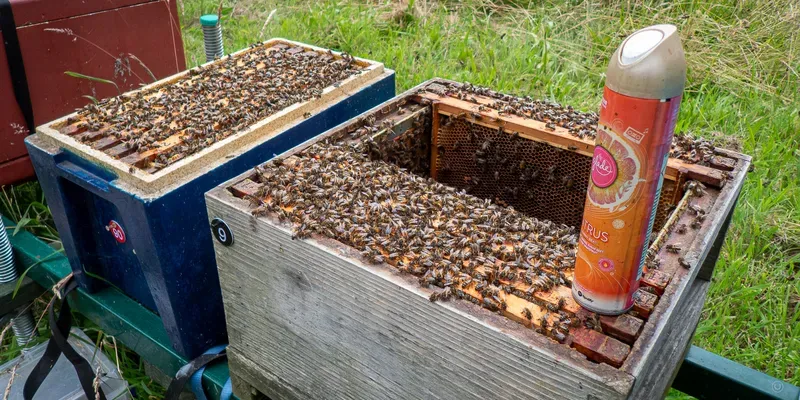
[25, 73, 396, 358]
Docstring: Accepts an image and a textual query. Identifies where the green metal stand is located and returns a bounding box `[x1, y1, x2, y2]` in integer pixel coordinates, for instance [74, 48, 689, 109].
[2, 216, 232, 399]
[673, 346, 800, 400]
[5, 214, 798, 400]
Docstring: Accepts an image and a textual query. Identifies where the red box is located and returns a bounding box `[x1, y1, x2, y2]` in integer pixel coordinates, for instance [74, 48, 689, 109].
[0, 0, 186, 186]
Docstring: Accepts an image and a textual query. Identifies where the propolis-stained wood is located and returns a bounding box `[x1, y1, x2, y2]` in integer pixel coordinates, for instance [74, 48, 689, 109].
[207, 79, 751, 399]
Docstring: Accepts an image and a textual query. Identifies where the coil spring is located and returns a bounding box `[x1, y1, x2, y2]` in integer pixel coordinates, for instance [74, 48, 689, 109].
[0, 218, 17, 283]
[203, 22, 224, 62]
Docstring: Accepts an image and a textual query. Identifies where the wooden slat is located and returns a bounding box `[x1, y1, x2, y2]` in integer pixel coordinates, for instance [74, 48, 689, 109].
[709, 156, 736, 171]
[460, 283, 558, 329]
[106, 142, 136, 158]
[632, 289, 657, 319]
[416, 92, 728, 188]
[74, 129, 110, 143]
[230, 179, 261, 198]
[600, 314, 644, 344]
[92, 135, 121, 151]
[641, 270, 670, 296]
[59, 123, 87, 136]
[429, 103, 441, 179]
[571, 328, 630, 368]
[119, 134, 184, 167]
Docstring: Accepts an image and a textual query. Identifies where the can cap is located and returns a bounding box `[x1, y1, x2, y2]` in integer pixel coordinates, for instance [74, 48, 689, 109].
[606, 24, 686, 99]
[200, 14, 220, 26]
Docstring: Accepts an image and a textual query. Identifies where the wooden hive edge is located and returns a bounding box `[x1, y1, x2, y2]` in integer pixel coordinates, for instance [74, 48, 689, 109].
[625, 278, 711, 399]
[205, 188, 635, 399]
[621, 152, 751, 379]
[34, 38, 386, 199]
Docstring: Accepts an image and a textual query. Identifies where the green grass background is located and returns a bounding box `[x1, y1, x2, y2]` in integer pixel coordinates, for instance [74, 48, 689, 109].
[2, 0, 798, 398]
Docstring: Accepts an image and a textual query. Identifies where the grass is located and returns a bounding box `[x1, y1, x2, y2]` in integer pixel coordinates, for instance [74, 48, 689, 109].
[2, 0, 798, 398]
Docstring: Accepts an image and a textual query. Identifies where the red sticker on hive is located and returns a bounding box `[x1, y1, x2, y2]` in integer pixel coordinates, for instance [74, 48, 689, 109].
[107, 220, 126, 244]
[591, 145, 618, 188]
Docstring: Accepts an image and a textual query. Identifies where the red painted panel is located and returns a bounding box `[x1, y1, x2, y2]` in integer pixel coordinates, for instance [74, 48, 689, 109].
[0, 31, 28, 164]
[0, 0, 186, 185]
[0, 155, 35, 186]
[10, 0, 153, 27]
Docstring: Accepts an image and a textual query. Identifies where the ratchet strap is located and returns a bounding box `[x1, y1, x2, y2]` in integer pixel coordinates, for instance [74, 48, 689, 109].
[23, 275, 107, 400]
[165, 343, 232, 400]
[0, 0, 34, 134]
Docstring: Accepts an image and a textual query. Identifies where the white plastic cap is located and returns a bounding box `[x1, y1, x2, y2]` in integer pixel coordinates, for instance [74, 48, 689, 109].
[605, 24, 686, 99]
[620, 29, 665, 65]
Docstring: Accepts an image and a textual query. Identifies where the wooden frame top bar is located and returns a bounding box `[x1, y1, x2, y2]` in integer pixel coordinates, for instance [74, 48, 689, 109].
[416, 92, 730, 188]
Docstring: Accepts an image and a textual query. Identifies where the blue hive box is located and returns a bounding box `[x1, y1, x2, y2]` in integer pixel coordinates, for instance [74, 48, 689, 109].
[25, 38, 395, 358]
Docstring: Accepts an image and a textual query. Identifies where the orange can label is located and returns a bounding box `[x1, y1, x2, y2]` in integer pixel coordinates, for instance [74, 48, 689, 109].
[572, 87, 681, 314]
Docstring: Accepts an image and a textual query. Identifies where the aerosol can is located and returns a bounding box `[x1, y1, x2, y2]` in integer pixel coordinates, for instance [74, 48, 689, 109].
[572, 24, 687, 315]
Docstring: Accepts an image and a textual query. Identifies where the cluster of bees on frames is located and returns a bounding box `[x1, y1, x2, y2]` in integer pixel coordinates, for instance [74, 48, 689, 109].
[68, 44, 363, 172]
[356, 103, 433, 178]
[435, 82, 722, 168]
[243, 138, 610, 343]
[440, 81, 598, 140]
[670, 132, 717, 166]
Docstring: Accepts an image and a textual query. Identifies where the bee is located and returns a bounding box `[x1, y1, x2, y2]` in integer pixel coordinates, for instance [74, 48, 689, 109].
[522, 308, 533, 320]
[561, 175, 574, 189]
[546, 165, 558, 181]
[688, 204, 705, 215]
[539, 313, 549, 331]
[510, 131, 520, 141]
[690, 219, 703, 229]
[676, 223, 687, 234]
[551, 329, 567, 343]
[666, 243, 682, 254]
[545, 122, 556, 131]
[476, 157, 487, 171]
[679, 257, 691, 269]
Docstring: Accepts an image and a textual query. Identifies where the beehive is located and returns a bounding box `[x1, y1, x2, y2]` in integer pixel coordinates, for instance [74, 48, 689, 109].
[25, 38, 395, 358]
[207, 79, 750, 399]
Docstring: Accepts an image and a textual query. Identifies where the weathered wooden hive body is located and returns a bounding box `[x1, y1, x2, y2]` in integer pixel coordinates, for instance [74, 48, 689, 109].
[206, 79, 750, 399]
[24, 38, 395, 358]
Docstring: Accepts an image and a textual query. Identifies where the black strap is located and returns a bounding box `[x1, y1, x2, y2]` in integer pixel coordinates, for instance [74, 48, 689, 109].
[164, 352, 227, 400]
[23, 278, 107, 400]
[0, 0, 34, 134]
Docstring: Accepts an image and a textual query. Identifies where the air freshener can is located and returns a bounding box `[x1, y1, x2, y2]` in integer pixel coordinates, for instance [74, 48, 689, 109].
[573, 24, 687, 315]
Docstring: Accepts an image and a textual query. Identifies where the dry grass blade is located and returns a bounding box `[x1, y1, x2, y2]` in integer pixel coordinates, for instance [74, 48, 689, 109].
[0, 323, 11, 351]
[2, 365, 16, 400]
[127, 53, 157, 83]
[258, 9, 278, 40]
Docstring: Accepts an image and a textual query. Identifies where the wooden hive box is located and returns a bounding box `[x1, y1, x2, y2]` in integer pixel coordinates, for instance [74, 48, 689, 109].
[24, 38, 395, 358]
[206, 79, 750, 399]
